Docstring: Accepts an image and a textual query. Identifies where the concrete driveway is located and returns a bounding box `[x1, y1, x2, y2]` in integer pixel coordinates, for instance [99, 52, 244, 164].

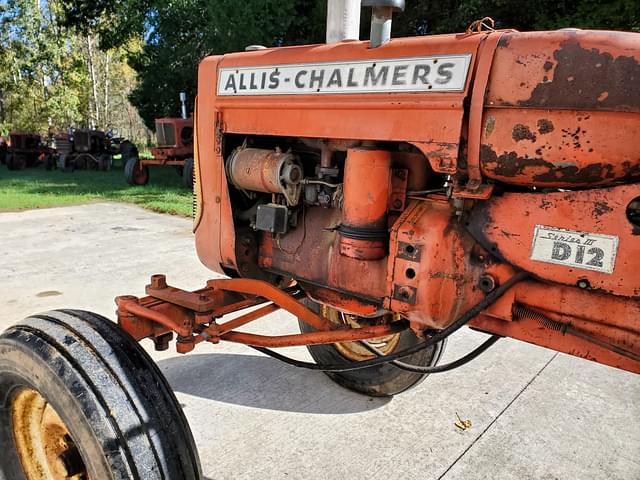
[1, 203, 638, 480]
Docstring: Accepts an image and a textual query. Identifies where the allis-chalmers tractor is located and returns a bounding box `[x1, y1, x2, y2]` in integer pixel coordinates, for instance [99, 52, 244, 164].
[125, 94, 195, 187]
[5, 132, 53, 170]
[59, 128, 138, 171]
[1, 1, 638, 478]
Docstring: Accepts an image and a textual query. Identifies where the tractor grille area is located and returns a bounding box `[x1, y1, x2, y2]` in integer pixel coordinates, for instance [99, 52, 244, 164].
[156, 123, 176, 146]
[74, 131, 90, 152]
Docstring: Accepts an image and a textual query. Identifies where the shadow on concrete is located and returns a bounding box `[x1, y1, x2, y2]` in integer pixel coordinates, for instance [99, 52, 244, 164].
[158, 353, 391, 414]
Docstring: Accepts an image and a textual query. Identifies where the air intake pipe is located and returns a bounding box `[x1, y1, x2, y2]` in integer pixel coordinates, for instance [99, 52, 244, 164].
[362, 0, 405, 48]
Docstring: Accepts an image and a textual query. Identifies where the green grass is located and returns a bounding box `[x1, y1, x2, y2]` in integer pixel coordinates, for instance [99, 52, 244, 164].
[0, 163, 193, 217]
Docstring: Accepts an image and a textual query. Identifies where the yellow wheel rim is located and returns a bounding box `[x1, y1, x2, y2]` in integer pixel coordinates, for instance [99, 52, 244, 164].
[11, 388, 89, 480]
[320, 304, 402, 361]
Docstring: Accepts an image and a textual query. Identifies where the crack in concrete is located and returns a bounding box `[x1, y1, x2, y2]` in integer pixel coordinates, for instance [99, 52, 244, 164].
[437, 352, 559, 480]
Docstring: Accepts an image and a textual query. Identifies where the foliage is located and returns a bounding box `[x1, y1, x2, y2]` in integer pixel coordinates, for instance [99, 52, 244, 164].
[4, 0, 639, 134]
[0, 0, 150, 143]
[0, 164, 192, 216]
[58, 0, 639, 129]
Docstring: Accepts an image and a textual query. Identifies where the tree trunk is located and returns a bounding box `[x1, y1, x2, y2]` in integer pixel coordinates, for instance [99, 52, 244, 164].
[86, 35, 100, 128]
[104, 53, 111, 128]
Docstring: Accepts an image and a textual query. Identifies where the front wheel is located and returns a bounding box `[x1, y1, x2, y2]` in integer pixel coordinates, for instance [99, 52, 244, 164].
[299, 301, 446, 397]
[0, 310, 201, 479]
[182, 158, 194, 189]
[124, 157, 149, 185]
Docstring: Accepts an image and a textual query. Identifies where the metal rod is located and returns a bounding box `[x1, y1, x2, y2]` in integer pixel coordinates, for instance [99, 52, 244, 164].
[220, 321, 407, 347]
[216, 303, 281, 335]
[122, 301, 192, 337]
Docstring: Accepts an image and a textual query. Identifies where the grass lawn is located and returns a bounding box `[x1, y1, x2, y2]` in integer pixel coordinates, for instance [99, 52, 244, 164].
[0, 163, 193, 217]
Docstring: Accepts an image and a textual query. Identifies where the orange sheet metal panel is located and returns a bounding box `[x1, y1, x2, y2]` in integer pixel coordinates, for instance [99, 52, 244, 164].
[195, 33, 485, 273]
[481, 30, 640, 187]
[467, 184, 640, 297]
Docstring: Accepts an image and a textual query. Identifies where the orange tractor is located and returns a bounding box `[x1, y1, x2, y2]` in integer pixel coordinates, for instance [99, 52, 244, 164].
[125, 94, 195, 187]
[1, 1, 638, 477]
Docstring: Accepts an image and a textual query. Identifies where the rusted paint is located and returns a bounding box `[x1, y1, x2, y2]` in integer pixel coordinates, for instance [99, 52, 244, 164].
[520, 41, 640, 111]
[537, 118, 554, 134]
[480, 145, 633, 186]
[512, 124, 537, 142]
[484, 115, 496, 138]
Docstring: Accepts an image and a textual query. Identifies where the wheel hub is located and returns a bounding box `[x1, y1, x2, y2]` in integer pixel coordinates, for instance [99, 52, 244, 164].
[320, 304, 401, 361]
[11, 388, 89, 480]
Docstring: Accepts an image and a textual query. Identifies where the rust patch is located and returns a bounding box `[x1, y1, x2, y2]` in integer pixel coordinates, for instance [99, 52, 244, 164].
[593, 201, 613, 217]
[519, 41, 640, 111]
[484, 116, 496, 138]
[480, 145, 618, 184]
[512, 124, 537, 142]
[537, 119, 555, 135]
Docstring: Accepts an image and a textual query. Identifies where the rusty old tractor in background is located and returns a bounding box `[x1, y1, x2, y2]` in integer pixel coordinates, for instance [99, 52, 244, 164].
[0, 0, 638, 478]
[58, 128, 137, 172]
[125, 93, 194, 187]
[5, 132, 53, 170]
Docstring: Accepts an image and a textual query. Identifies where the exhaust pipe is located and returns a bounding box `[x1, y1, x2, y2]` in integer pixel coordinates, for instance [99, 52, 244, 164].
[179, 92, 188, 119]
[362, 0, 405, 48]
[326, 0, 361, 43]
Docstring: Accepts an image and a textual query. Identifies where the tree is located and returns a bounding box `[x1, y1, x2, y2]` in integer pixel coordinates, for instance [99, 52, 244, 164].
[0, 0, 150, 142]
[53, 0, 640, 129]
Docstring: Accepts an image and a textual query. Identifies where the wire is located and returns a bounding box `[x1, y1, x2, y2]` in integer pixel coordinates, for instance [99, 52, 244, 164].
[301, 179, 342, 188]
[360, 334, 501, 374]
[406, 188, 447, 195]
[249, 271, 528, 372]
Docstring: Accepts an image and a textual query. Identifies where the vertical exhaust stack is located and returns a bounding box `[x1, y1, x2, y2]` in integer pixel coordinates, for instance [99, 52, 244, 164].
[326, 0, 361, 43]
[362, 0, 405, 48]
[179, 92, 188, 119]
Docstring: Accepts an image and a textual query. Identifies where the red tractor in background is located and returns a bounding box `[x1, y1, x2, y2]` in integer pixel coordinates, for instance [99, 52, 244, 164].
[5, 132, 53, 170]
[125, 93, 194, 187]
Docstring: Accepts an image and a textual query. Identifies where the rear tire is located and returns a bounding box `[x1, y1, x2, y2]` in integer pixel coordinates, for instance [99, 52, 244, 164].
[125, 157, 149, 185]
[299, 300, 446, 397]
[7, 153, 26, 170]
[98, 153, 112, 171]
[0, 310, 201, 480]
[182, 158, 194, 189]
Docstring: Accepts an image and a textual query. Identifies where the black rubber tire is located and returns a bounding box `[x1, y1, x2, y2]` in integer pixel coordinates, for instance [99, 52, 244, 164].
[0, 310, 201, 480]
[45, 154, 56, 171]
[299, 300, 446, 397]
[119, 141, 139, 167]
[98, 153, 112, 171]
[182, 158, 194, 189]
[124, 156, 149, 185]
[7, 153, 25, 170]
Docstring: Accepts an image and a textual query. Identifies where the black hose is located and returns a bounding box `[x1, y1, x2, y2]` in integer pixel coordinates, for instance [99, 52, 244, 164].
[251, 271, 528, 372]
[360, 334, 501, 374]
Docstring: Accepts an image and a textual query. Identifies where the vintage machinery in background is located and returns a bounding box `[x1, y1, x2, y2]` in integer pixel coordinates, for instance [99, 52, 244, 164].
[57, 128, 137, 172]
[0, 1, 638, 478]
[125, 93, 195, 187]
[5, 132, 53, 170]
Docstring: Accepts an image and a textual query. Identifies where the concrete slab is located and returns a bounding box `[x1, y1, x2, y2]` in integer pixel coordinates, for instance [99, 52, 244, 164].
[1, 203, 638, 480]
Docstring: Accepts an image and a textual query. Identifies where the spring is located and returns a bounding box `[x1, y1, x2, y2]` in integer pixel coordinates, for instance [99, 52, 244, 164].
[512, 304, 569, 334]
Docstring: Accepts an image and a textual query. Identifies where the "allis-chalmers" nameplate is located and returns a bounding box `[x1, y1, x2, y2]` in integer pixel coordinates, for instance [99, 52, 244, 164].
[217, 55, 472, 96]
